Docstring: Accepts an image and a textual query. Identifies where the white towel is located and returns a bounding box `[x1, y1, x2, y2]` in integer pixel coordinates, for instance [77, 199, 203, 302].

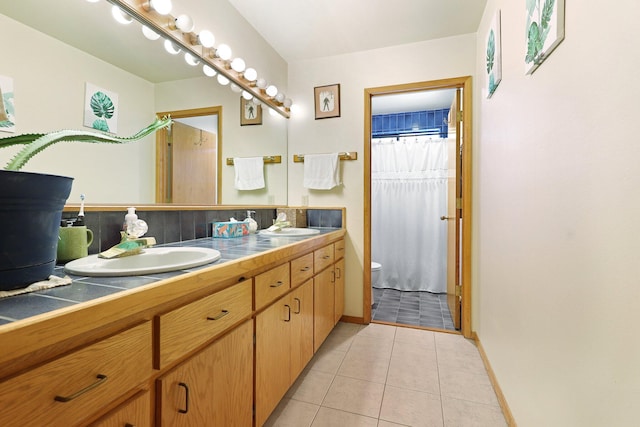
[0, 275, 72, 299]
[303, 153, 341, 190]
[234, 157, 265, 190]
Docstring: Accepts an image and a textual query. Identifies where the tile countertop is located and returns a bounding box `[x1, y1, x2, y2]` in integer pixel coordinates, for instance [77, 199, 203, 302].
[0, 228, 339, 326]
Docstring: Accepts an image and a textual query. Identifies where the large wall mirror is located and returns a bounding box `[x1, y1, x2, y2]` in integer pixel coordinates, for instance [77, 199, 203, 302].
[0, 0, 288, 206]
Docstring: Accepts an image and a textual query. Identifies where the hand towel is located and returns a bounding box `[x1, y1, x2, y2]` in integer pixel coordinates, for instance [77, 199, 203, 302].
[234, 157, 265, 190]
[303, 153, 340, 190]
[0, 275, 72, 299]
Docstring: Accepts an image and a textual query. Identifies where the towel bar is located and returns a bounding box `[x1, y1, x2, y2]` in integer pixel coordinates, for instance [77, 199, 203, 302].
[293, 152, 357, 163]
[226, 155, 282, 165]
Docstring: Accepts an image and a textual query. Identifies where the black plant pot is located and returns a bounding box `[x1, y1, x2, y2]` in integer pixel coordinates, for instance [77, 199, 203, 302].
[0, 170, 73, 291]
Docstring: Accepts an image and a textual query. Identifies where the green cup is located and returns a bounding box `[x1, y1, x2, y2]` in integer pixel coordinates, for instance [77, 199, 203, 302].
[57, 226, 94, 263]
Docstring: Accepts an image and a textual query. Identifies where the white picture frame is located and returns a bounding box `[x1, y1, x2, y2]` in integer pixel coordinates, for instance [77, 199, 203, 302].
[486, 10, 502, 98]
[83, 82, 118, 133]
[525, 0, 565, 75]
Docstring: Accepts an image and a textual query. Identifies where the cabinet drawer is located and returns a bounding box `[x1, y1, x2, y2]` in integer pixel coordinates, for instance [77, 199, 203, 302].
[255, 263, 291, 310]
[291, 253, 314, 288]
[334, 239, 345, 260]
[90, 389, 151, 427]
[157, 281, 252, 369]
[314, 244, 334, 273]
[0, 322, 152, 427]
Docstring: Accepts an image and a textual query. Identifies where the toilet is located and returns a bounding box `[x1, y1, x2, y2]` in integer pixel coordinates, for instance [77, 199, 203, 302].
[371, 262, 382, 305]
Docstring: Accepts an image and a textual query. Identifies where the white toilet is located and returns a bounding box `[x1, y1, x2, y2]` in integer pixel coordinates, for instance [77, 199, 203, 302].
[371, 262, 382, 305]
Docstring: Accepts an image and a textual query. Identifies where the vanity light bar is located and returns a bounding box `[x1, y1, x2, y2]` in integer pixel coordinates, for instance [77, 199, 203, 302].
[105, 0, 290, 118]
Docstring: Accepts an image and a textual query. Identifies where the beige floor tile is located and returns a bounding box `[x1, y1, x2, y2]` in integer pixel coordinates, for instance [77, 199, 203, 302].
[332, 321, 362, 336]
[386, 352, 440, 395]
[338, 349, 391, 383]
[437, 346, 487, 376]
[394, 327, 437, 349]
[319, 330, 356, 353]
[438, 366, 499, 406]
[379, 385, 443, 427]
[307, 347, 347, 375]
[349, 334, 394, 359]
[322, 375, 385, 418]
[442, 396, 508, 427]
[358, 322, 397, 341]
[311, 407, 378, 427]
[377, 420, 410, 427]
[434, 332, 479, 356]
[391, 339, 438, 363]
[286, 369, 335, 405]
[264, 398, 319, 427]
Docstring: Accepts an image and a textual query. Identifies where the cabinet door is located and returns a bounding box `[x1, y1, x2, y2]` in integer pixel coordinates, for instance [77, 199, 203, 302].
[313, 266, 335, 352]
[334, 258, 345, 325]
[255, 296, 292, 427]
[157, 320, 253, 427]
[290, 279, 314, 380]
[89, 390, 151, 427]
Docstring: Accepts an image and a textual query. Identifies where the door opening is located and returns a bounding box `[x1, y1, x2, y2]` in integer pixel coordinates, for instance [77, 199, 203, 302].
[364, 77, 472, 338]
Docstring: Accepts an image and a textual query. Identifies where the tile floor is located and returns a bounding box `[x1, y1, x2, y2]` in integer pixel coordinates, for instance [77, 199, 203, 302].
[372, 288, 455, 331]
[264, 322, 508, 427]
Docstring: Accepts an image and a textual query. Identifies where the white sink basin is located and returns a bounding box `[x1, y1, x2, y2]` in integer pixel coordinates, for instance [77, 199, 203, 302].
[64, 247, 221, 277]
[259, 228, 321, 237]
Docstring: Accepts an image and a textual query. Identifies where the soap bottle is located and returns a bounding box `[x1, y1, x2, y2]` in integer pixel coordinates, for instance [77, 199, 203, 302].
[124, 207, 138, 236]
[246, 210, 258, 233]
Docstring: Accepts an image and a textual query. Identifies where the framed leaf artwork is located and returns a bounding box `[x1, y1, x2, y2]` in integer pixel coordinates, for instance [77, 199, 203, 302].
[83, 82, 118, 133]
[314, 84, 340, 119]
[0, 75, 15, 133]
[486, 10, 502, 98]
[525, 0, 565, 75]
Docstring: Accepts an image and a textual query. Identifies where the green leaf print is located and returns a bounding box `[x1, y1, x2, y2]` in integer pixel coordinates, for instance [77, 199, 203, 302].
[486, 30, 495, 74]
[525, 22, 543, 63]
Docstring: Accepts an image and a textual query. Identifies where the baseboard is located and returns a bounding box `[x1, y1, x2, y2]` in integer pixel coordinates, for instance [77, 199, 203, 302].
[472, 332, 518, 427]
[340, 315, 365, 324]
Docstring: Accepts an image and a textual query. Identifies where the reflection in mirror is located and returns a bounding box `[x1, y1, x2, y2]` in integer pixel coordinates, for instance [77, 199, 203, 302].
[0, 0, 288, 206]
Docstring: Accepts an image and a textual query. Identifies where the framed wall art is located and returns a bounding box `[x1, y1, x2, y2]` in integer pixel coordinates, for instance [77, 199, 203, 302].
[240, 98, 262, 125]
[486, 10, 502, 98]
[0, 75, 15, 133]
[525, 0, 565, 75]
[83, 82, 118, 133]
[314, 83, 340, 119]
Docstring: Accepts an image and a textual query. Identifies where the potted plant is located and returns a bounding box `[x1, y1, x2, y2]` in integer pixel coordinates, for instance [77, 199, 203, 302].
[0, 116, 171, 291]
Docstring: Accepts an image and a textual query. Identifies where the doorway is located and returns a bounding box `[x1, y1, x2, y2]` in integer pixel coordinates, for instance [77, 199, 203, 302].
[155, 106, 222, 204]
[363, 77, 473, 338]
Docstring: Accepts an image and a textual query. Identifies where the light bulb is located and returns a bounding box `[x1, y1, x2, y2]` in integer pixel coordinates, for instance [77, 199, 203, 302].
[149, 0, 172, 15]
[198, 30, 215, 48]
[111, 6, 132, 24]
[175, 14, 194, 33]
[256, 78, 267, 89]
[230, 83, 242, 93]
[283, 98, 293, 108]
[242, 91, 253, 101]
[275, 92, 285, 103]
[203, 65, 217, 77]
[243, 68, 257, 82]
[230, 58, 246, 73]
[217, 75, 230, 85]
[164, 39, 181, 55]
[142, 25, 160, 40]
[184, 53, 199, 66]
[216, 44, 232, 61]
[266, 85, 278, 97]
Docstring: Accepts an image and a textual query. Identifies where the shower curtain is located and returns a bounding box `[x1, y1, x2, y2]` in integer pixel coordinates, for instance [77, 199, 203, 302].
[371, 136, 448, 293]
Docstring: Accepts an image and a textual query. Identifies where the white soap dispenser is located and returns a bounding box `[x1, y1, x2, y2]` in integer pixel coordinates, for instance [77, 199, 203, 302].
[124, 207, 138, 236]
[246, 210, 258, 233]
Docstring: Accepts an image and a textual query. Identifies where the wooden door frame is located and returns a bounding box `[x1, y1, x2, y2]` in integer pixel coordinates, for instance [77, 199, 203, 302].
[363, 76, 473, 338]
[155, 106, 223, 203]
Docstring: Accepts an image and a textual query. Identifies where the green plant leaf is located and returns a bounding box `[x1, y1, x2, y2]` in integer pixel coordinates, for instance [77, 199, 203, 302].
[486, 30, 495, 74]
[540, 0, 555, 30]
[90, 91, 115, 119]
[0, 120, 15, 128]
[525, 22, 543, 63]
[92, 118, 110, 132]
[3, 116, 172, 171]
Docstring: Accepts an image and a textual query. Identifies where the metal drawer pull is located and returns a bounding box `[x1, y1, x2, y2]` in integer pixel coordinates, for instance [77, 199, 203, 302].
[336, 267, 342, 279]
[300, 266, 311, 272]
[322, 255, 331, 259]
[54, 374, 108, 402]
[331, 270, 335, 283]
[270, 281, 284, 288]
[284, 304, 291, 322]
[125, 424, 136, 427]
[294, 297, 301, 314]
[207, 310, 229, 321]
[178, 382, 189, 414]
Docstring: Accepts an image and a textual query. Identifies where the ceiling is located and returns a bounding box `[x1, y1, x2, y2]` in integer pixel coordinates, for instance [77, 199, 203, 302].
[228, 0, 487, 62]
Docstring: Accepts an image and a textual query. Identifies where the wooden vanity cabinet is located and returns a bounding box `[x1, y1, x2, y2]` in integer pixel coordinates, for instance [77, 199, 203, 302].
[0, 322, 152, 427]
[255, 277, 314, 427]
[334, 257, 345, 325]
[156, 319, 253, 427]
[89, 390, 151, 427]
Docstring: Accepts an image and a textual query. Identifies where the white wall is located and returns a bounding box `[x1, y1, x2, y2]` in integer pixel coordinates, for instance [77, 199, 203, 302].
[474, 1, 640, 425]
[287, 34, 476, 317]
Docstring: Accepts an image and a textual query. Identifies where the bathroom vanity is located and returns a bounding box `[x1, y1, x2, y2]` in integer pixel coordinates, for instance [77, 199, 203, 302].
[0, 228, 346, 426]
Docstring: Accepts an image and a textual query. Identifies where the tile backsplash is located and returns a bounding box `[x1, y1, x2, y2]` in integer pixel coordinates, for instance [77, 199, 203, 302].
[61, 207, 343, 256]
